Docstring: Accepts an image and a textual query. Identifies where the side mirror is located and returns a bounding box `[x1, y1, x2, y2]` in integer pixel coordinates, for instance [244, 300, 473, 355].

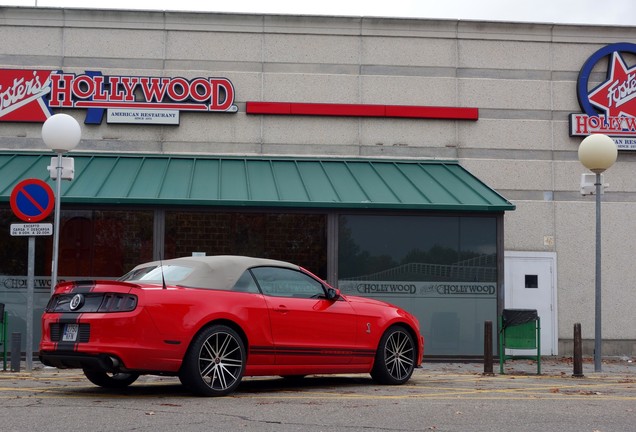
[326, 288, 340, 301]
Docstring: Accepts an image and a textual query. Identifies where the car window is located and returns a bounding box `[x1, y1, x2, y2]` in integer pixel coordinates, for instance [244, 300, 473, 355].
[231, 270, 260, 293]
[250, 266, 325, 298]
[119, 265, 194, 283]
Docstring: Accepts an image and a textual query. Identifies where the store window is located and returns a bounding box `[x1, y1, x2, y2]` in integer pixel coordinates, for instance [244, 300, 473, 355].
[0, 207, 153, 352]
[58, 210, 154, 277]
[337, 214, 497, 356]
[165, 211, 328, 279]
[0, 208, 153, 279]
[0, 209, 50, 278]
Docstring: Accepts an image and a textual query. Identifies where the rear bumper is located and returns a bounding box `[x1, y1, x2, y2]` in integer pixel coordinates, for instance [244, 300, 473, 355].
[39, 351, 121, 371]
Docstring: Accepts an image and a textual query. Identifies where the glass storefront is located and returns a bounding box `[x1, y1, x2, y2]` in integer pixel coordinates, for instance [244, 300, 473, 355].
[1, 206, 500, 357]
[0, 208, 154, 280]
[0, 208, 154, 352]
[337, 214, 498, 356]
[165, 211, 328, 278]
[58, 210, 154, 277]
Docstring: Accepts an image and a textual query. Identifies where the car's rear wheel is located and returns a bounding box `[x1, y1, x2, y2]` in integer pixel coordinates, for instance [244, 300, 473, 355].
[82, 369, 140, 388]
[179, 324, 246, 396]
[370, 326, 416, 385]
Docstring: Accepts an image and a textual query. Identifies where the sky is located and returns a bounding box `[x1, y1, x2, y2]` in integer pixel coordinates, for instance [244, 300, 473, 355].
[1, 0, 635, 26]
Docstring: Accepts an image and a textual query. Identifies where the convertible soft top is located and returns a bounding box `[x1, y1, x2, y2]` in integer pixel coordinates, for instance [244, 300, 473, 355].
[125, 255, 299, 290]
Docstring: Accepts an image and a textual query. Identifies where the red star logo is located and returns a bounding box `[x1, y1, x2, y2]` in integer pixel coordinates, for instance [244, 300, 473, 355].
[588, 52, 636, 118]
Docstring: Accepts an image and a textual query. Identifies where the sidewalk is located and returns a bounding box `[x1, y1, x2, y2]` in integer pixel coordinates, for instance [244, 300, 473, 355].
[422, 356, 636, 377]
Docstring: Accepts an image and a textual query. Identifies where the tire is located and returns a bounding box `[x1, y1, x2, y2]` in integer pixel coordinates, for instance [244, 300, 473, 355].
[82, 369, 140, 389]
[370, 326, 416, 385]
[179, 324, 246, 396]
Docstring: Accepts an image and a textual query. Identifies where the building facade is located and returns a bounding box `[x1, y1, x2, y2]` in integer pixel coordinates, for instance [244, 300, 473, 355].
[1, 6, 635, 357]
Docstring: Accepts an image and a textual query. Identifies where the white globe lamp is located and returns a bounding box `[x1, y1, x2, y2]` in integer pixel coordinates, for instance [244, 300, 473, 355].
[577, 133, 617, 373]
[41, 113, 82, 293]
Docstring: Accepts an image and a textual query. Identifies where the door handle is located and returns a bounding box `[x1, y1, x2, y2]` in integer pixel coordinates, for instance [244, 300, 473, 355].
[274, 305, 288, 314]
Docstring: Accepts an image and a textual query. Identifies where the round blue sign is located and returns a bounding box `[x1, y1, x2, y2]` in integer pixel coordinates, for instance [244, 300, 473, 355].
[10, 178, 55, 222]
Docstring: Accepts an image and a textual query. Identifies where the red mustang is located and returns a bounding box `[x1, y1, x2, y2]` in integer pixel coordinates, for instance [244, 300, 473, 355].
[40, 256, 424, 396]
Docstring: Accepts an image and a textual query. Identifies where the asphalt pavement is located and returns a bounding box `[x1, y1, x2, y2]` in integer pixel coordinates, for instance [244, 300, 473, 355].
[1, 357, 635, 432]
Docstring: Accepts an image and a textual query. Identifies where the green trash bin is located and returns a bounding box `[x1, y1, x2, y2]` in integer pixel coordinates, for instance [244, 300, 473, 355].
[499, 309, 541, 374]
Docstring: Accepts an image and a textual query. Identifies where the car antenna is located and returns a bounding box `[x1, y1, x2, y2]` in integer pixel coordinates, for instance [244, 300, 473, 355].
[160, 256, 167, 290]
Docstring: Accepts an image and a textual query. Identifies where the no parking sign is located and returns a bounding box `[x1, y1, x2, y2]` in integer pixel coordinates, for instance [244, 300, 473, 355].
[10, 178, 55, 223]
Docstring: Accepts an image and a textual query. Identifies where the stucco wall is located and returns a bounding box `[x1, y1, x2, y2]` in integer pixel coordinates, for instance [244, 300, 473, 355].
[2, 6, 636, 353]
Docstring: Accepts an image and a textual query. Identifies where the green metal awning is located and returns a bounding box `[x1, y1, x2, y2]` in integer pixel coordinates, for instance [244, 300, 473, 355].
[0, 152, 515, 212]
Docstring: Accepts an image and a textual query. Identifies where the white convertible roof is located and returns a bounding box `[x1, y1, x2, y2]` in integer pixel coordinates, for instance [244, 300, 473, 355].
[126, 255, 299, 290]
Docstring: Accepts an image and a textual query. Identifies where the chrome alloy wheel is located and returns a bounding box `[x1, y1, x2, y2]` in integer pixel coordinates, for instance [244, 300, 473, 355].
[180, 324, 246, 396]
[383, 329, 415, 381]
[198, 330, 244, 392]
[371, 326, 416, 385]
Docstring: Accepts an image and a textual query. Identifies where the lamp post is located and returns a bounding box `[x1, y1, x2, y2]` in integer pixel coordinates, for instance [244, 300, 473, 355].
[41, 114, 81, 293]
[578, 133, 617, 372]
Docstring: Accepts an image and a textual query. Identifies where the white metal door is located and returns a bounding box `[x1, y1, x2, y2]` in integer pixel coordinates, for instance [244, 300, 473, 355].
[504, 251, 557, 355]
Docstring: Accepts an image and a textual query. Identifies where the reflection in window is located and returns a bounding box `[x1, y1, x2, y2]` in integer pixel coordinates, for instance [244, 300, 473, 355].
[338, 215, 496, 282]
[232, 271, 260, 293]
[251, 267, 324, 298]
[0, 208, 154, 278]
[165, 212, 327, 279]
[337, 214, 498, 356]
[120, 265, 194, 283]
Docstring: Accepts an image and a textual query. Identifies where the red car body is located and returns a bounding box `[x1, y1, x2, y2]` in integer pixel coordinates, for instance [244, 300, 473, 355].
[40, 256, 423, 396]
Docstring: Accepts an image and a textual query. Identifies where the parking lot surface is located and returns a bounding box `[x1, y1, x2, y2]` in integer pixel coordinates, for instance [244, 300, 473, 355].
[1, 358, 634, 432]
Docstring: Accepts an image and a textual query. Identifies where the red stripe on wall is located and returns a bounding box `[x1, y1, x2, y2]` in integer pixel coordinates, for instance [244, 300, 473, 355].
[246, 101, 478, 120]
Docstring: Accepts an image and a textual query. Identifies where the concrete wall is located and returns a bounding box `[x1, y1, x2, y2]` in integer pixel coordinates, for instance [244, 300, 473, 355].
[2, 6, 636, 354]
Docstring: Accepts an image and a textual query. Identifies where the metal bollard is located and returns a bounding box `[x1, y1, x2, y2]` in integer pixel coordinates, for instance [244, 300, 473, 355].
[11, 332, 21, 372]
[483, 320, 494, 375]
[573, 323, 584, 378]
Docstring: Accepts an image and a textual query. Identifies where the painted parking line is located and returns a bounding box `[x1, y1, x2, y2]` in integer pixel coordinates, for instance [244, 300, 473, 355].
[0, 372, 634, 401]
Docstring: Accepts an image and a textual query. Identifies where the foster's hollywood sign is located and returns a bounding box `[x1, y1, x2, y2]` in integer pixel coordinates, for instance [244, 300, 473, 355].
[570, 42, 636, 150]
[0, 69, 237, 125]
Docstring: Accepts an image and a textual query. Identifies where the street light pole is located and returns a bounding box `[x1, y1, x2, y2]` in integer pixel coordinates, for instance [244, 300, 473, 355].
[42, 114, 81, 293]
[578, 133, 617, 373]
[593, 171, 602, 372]
[51, 152, 63, 291]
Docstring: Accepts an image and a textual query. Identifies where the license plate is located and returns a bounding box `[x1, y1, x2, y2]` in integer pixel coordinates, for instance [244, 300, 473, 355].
[62, 324, 79, 342]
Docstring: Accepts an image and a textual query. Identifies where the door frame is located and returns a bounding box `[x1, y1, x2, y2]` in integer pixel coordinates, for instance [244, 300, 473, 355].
[504, 251, 558, 355]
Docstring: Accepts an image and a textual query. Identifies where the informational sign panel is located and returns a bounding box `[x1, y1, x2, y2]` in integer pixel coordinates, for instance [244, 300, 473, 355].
[107, 109, 180, 124]
[10, 223, 53, 236]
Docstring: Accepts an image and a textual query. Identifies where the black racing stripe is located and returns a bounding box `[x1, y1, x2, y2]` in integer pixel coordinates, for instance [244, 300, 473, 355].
[68, 280, 97, 294]
[51, 316, 61, 351]
[277, 349, 375, 358]
[249, 346, 276, 356]
[250, 346, 375, 358]
[74, 284, 92, 352]
[50, 281, 95, 352]
[52, 314, 82, 352]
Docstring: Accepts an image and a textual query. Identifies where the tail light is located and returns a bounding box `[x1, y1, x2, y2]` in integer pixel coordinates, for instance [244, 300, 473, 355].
[97, 293, 138, 312]
[45, 293, 138, 313]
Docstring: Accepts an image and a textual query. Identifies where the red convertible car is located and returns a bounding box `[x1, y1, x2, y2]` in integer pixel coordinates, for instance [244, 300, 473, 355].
[40, 256, 423, 396]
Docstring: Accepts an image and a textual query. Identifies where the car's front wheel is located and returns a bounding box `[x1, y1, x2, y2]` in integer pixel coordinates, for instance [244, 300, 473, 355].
[82, 369, 140, 388]
[371, 326, 416, 385]
[179, 324, 246, 396]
